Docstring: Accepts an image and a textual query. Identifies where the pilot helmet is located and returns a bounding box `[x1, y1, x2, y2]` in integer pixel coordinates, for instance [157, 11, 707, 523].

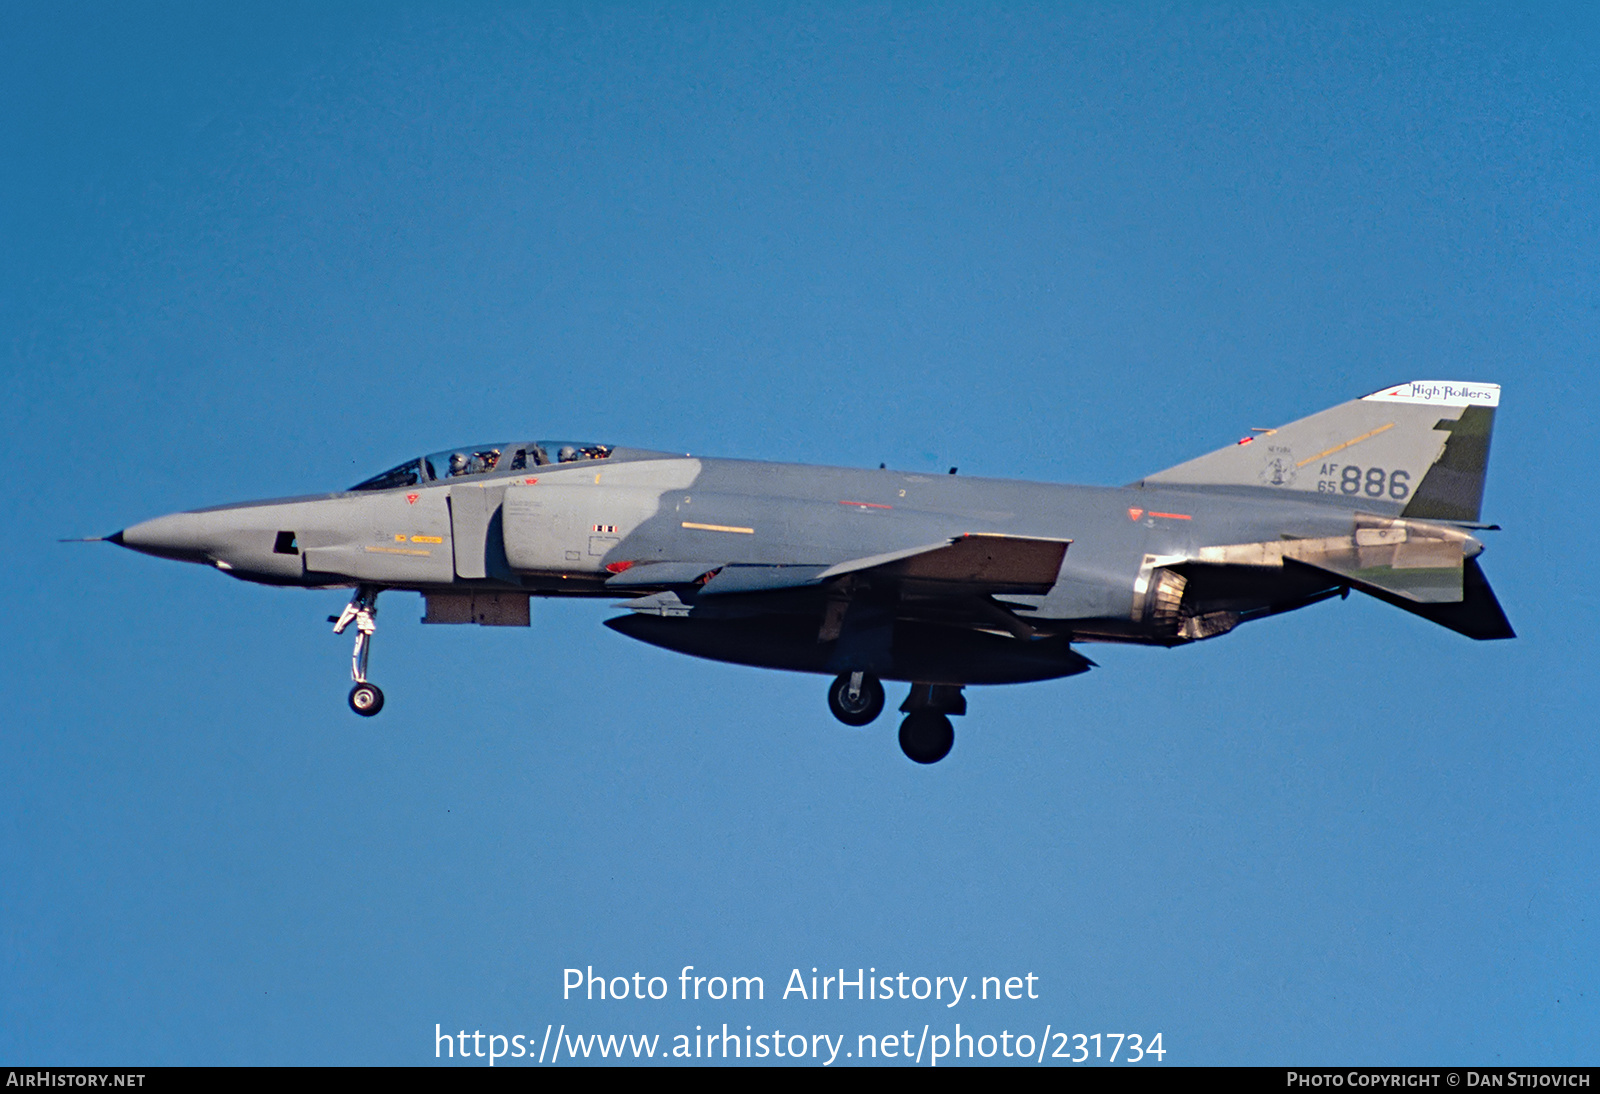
[449, 452, 467, 473]
[558, 445, 578, 462]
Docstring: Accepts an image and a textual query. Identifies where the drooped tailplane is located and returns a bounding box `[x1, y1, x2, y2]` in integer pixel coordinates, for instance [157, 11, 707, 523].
[1138, 381, 1499, 521]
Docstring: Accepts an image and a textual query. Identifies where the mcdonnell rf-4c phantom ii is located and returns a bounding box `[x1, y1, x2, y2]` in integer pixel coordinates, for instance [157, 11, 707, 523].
[101, 382, 1512, 764]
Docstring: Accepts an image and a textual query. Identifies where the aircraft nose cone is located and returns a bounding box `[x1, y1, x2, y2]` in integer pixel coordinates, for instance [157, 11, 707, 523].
[116, 511, 217, 563]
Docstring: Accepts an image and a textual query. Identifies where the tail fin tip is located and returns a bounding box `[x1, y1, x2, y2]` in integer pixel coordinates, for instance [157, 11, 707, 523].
[1362, 381, 1500, 408]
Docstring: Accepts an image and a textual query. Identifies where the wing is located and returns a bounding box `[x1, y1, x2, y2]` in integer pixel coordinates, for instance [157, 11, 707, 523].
[606, 533, 1089, 684]
[810, 533, 1071, 595]
[607, 533, 1069, 598]
[609, 533, 1072, 636]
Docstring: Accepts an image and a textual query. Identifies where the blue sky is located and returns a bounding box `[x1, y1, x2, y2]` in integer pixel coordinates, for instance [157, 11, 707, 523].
[3, 3, 1596, 1065]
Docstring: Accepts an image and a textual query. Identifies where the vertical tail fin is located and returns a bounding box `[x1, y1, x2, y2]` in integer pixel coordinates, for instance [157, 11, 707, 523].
[1139, 381, 1500, 520]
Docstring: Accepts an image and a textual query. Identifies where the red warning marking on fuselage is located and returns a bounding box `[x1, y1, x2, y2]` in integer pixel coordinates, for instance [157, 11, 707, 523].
[839, 500, 892, 509]
[1128, 508, 1144, 521]
[405, 494, 419, 505]
[1237, 436, 1254, 445]
[1148, 511, 1193, 521]
[524, 477, 538, 485]
[605, 560, 635, 574]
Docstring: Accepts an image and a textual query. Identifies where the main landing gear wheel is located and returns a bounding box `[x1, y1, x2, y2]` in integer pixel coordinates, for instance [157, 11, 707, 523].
[827, 672, 885, 727]
[898, 712, 954, 764]
[348, 682, 385, 717]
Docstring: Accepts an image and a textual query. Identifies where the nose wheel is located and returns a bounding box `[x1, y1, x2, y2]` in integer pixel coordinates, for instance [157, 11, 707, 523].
[348, 681, 385, 716]
[332, 586, 384, 717]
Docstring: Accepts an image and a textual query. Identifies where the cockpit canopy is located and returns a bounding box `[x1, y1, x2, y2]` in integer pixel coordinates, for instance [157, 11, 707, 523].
[348, 441, 614, 492]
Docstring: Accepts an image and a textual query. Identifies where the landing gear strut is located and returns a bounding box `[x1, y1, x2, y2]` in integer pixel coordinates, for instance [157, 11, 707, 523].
[332, 586, 383, 716]
[827, 671, 885, 726]
[897, 683, 965, 764]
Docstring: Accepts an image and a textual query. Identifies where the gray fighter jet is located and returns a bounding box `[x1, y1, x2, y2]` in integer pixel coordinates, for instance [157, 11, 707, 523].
[100, 381, 1512, 764]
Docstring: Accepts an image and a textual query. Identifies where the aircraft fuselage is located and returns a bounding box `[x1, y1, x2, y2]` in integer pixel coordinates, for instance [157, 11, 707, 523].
[116, 447, 1444, 669]
[106, 379, 1512, 761]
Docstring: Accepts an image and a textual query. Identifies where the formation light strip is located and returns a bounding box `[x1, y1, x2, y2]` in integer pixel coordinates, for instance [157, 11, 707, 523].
[682, 521, 755, 535]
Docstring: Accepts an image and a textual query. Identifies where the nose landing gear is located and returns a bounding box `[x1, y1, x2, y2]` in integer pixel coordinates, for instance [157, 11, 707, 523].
[332, 586, 383, 716]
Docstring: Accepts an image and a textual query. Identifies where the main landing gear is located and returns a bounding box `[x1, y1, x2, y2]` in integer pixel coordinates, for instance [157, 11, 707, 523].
[827, 671, 886, 727]
[332, 586, 383, 716]
[825, 674, 964, 764]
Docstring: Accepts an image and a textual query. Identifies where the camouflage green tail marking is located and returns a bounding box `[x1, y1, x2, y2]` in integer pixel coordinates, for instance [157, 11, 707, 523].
[1400, 406, 1496, 523]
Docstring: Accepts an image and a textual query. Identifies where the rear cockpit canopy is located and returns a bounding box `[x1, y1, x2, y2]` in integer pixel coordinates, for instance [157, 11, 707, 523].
[348, 441, 614, 492]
